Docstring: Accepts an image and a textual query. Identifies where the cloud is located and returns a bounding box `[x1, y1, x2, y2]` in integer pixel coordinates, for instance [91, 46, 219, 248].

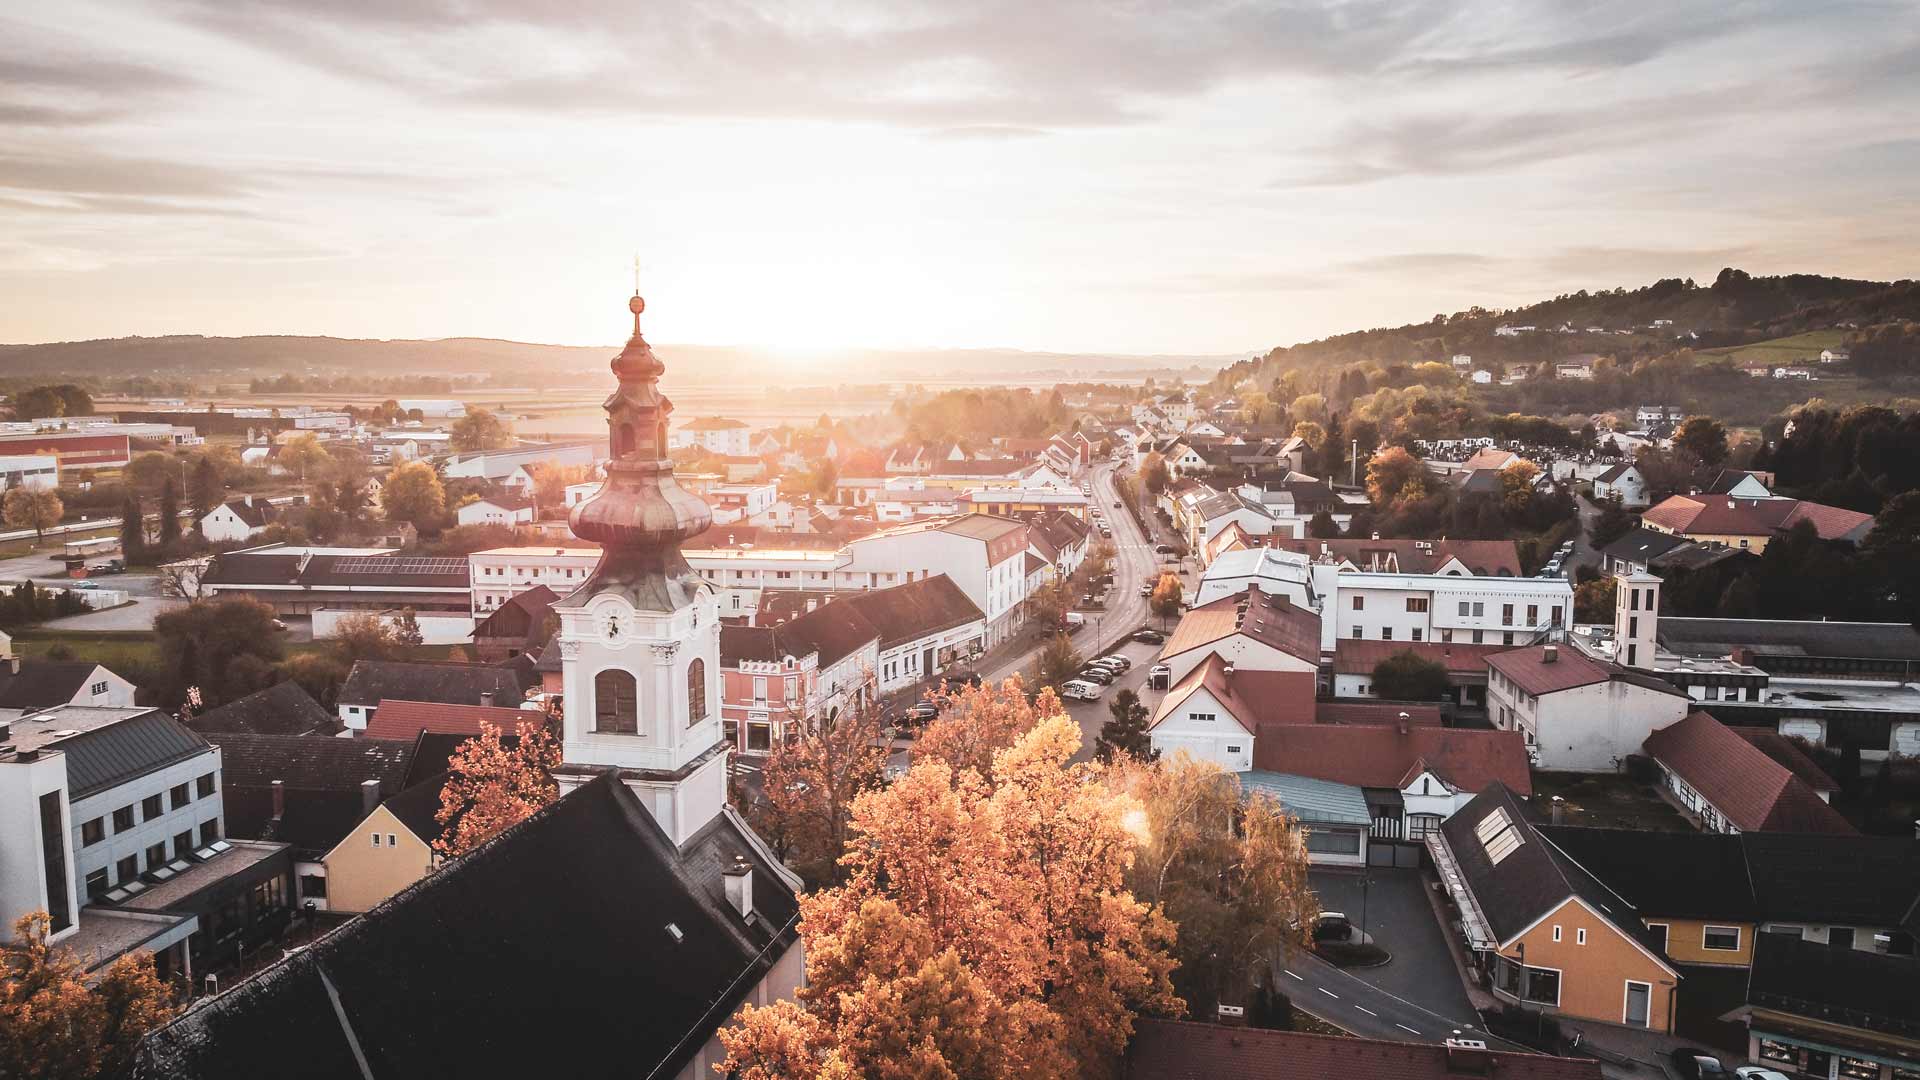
[0, 151, 251, 199]
[1336, 252, 1501, 275]
[0, 194, 261, 219]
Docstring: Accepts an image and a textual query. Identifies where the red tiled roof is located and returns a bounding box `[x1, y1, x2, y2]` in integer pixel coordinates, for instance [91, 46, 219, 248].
[1160, 585, 1321, 666]
[1251, 724, 1533, 796]
[1642, 495, 1871, 542]
[364, 699, 542, 742]
[1331, 639, 1516, 676]
[1264, 537, 1523, 577]
[1487, 645, 1684, 699]
[1643, 712, 1856, 834]
[1124, 1019, 1602, 1080]
[1733, 728, 1840, 794]
[1150, 654, 1316, 731]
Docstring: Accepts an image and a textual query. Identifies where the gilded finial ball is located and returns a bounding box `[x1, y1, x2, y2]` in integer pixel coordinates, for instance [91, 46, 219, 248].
[628, 295, 646, 315]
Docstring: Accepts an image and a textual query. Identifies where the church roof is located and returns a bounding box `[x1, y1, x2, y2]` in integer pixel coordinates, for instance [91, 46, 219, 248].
[136, 774, 800, 1080]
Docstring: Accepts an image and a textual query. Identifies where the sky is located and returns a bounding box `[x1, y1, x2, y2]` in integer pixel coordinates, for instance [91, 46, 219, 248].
[2, 0, 1917, 357]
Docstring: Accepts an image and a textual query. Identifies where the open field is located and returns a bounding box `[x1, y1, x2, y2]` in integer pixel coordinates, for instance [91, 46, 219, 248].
[1697, 329, 1847, 368]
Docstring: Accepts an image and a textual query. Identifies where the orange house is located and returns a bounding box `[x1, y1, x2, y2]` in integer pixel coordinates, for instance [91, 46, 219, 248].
[1433, 785, 1682, 1032]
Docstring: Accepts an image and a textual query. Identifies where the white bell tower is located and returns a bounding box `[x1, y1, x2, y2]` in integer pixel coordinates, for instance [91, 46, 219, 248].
[1613, 570, 1661, 670]
[550, 289, 728, 848]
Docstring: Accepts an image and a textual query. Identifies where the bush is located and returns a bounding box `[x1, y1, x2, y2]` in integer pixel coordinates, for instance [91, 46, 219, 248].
[1623, 753, 1660, 786]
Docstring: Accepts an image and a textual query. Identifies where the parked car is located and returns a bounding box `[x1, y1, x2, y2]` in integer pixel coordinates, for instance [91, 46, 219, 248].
[1311, 912, 1353, 943]
[1081, 594, 1105, 610]
[939, 670, 983, 689]
[1076, 667, 1114, 685]
[1063, 612, 1086, 629]
[1154, 543, 1176, 555]
[1139, 583, 1154, 597]
[1113, 500, 1123, 509]
[902, 702, 940, 724]
[1669, 1050, 1732, 1080]
[1084, 659, 1124, 677]
[1095, 654, 1132, 673]
[87, 559, 125, 575]
[1131, 628, 1165, 644]
[271, 619, 289, 632]
[1060, 680, 1104, 701]
[72, 580, 99, 590]
[1147, 663, 1172, 689]
[1732, 1069, 1792, 1080]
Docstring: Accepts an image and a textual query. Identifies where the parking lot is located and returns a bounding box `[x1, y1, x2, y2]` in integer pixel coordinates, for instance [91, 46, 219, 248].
[1057, 635, 1166, 762]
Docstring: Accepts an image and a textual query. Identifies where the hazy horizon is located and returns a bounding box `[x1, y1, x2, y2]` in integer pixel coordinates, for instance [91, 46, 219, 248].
[3, 1, 1917, 355]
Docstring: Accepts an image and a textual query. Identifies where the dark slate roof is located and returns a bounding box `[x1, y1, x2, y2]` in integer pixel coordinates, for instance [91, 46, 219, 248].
[301, 554, 470, 589]
[1440, 784, 1668, 963]
[221, 498, 280, 529]
[776, 596, 881, 669]
[1600, 526, 1690, 566]
[0, 660, 107, 710]
[844, 574, 985, 650]
[471, 584, 557, 641]
[1658, 618, 1920, 663]
[186, 681, 338, 737]
[1746, 932, 1920, 1040]
[1739, 833, 1920, 933]
[1701, 469, 1769, 495]
[720, 623, 808, 666]
[57, 711, 214, 799]
[135, 775, 800, 1080]
[382, 773, 449, 846]
[1538, 826, 1757, 922]
[1648, 543, 1749, 573]
[199, 552, 304, 586]
[337, 660, 527, 709]
[1593, 462, 1637, 484]
[204, 733, 416, 857]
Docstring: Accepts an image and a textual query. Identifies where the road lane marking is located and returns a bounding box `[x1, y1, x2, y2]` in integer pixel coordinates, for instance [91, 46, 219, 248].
[1318, 989, 1338, 999]
[1354, 1006, 1377, 1017]
[1396, 1024, 1421, 1035]
[1283, 969, 1302, 981]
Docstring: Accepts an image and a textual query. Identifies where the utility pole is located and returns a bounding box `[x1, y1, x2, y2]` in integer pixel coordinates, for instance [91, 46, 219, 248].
[1350, 439, 1359, 487]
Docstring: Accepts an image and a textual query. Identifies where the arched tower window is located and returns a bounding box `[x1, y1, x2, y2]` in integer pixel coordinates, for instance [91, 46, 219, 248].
[687, 658, 707, 726]
[616, 422, 635, 458]
[594, 670, 638, 734]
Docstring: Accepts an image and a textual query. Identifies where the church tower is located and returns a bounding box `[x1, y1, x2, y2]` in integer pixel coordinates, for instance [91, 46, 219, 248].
[551, 289, 727, 848]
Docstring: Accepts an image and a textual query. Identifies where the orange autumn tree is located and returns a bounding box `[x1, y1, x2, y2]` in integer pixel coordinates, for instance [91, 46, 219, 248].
[719, 715, 1181, 1080]
[745, 688, 893, 888]
[1, 911, 177, 1080]
[434, 718, 562, 858]
[1104, 752, 1318, 1020]
[913, 673, 1061, 781]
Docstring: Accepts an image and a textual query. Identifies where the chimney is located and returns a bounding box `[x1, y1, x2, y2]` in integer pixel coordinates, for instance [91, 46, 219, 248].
[479, 691, 496, 708]
[1223, 661, 1235, 678]
[271, 779, 286, 820]
[361, 779, 381, 817]
[1550, 795, 1565, 825]
[1397, 711, 1411, 736]
[1215, 1004, 1247, 1027]
[1542, 644, 1558, 664]
[1731, 646, 1753, 667]
[723, 857, 755, 920]
[1443, 1038, 1494, 1076]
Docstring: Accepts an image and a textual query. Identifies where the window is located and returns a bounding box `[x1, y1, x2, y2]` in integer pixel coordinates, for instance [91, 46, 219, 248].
[1550, 605, 1563, 627]
[86, 868, 110, 899]
[300, 873, 329, 899]
[199, 819, 219, 845]
[594, 669, 639, 734]
[174, 830, 193, 859]
[1839, 1057, 1882, 1080]
[90, 680, 108, 696]
[81, 818, 104, 846]
[1501, 603, 1514, 626]
[1758, 1039, 1797, 1065]
[1576, 928, 1587, 945]
[1630, 588, 1639, 611]
[388, 834, 397, 847]
[1628, 616, 1638, 638]
[1521, 966, 1560, 1006]
[1406, 598, 1428, 613]
[1406, 814, 1443, 840]
[1472, 629, 1484, 644]
[38, 792, 68, 931]
[372, 833, 382, 847]
[171, 783, 190, 810]
[1411, 628, 1423, 642]
[1352, 596, 1365, 610]
[197, 774, 215, 798]
[1703, 925, 1741, 951]
[1304, 827, 1362, 855]
[1526, 604, 1537, 625]
[1226, 744, 1242, 754]
[1474, 807, 1525, 864]
[1472, 602, 1484, 617]
[146, 842, 166, 869]
[1352, 625, 1364, 640]
[1552, 925, 1562, 942]
[1190, 712, 1217, 723]
[112, 805, 133, 833]
[687, 659, 707, 724]
[142, 794, 164, 820]
[116, 855, 139, 884]
[1381, 628, 1393, 641]
[747, 721, 773, 752]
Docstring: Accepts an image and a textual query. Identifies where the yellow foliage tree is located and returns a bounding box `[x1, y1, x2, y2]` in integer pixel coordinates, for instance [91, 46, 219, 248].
[434, 718, 561, 858]
[0, 911, 177, 1080]
[915, 674, 1062, 782]
[719, 716, 1181, 1080]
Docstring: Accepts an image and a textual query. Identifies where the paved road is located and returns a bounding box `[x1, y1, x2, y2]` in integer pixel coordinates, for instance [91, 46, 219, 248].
[980, 459, 1158, 686]
[1281, 868, 1515, 1048]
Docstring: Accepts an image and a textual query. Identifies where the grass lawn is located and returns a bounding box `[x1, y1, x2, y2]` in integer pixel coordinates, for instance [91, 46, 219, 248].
[1523, 771, 1694, 831]
[9, 628, 162, 670]
[1697, 329, 1847, 368]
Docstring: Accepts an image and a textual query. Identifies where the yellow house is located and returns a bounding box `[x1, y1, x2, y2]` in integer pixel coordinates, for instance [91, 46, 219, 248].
[1543, 829, 1762, 971]
[319, 778, 445, 914]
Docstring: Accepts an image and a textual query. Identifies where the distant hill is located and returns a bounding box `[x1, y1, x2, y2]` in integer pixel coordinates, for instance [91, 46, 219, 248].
[0, 334, 1234, 387]
[1218, 269, 1920, 388]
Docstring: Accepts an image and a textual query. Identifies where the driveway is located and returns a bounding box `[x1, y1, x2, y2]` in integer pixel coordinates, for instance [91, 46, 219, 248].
[36, 596, 187, 632]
